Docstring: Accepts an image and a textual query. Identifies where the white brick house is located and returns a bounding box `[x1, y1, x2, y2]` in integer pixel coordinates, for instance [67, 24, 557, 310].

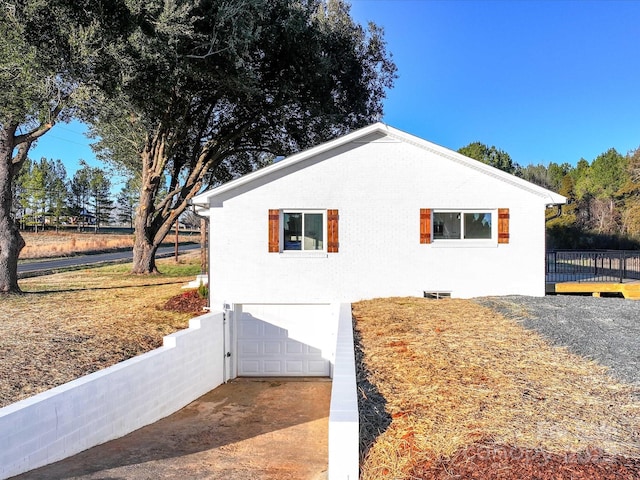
[192, 123, 565, 377]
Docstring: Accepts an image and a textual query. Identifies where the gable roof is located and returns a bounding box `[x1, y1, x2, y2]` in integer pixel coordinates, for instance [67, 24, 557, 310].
[191, 122, 566, 206]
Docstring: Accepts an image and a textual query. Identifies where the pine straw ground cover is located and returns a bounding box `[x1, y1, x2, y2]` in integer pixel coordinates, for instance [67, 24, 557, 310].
[0, 253, 206, 408]
[353, 297, 640, 480]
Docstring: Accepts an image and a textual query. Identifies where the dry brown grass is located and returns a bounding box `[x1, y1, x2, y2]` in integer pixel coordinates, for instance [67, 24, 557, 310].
[0, 253, 203, 408]
[20, 232, 134, 259]
[353, 297, 640, 480]
[19, 231, 198, 259]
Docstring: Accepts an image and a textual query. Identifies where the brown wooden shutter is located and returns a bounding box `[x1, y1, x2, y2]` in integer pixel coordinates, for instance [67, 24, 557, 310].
[327, 209, 339, 253]
[268, 209, 280, 252]
[420, 208, 432, 244]
[498, 208, 510, 244]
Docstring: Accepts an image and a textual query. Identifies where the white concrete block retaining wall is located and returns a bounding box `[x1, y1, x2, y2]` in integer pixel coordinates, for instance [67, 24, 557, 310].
[328, 303, 359, 480]
[0, 312, 225, 480]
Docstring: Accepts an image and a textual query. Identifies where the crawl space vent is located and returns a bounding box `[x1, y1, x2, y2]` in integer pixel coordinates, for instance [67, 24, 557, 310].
[424, 291, 451, 300]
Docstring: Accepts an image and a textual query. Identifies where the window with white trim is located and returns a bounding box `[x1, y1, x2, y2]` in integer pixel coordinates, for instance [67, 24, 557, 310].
[420, 208, 508, 245]
[283, 211, 325, 251]
[433, 210, 494, 240]
[268, 209, 339, 253]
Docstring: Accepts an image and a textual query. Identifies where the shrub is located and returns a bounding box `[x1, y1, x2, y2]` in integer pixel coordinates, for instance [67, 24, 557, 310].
[197, 282, 209, 299]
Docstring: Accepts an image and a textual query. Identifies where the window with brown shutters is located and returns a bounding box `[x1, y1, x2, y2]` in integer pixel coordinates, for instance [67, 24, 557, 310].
[420, 208, 431, 244]
[425, 209, 507, 244]
[498, 208, 510, 244]
[268, 209, 280, 252]
[269, 209, 338, 253]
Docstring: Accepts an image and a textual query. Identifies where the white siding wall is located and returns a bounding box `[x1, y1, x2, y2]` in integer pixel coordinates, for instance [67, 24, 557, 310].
[209, 139, 549, 307]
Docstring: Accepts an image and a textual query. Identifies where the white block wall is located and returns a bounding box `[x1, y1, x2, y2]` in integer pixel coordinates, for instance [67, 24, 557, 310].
[0, 312, 225, 480]
[328, 303, 359, 480]
[208, 138, 551, 307]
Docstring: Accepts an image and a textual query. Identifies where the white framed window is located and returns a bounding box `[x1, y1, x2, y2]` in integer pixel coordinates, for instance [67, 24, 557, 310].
[269, 209, 339, 253]
[282, 210, 326, 251]
[433, 210, 494, 241]
[420, 208, 508, 245]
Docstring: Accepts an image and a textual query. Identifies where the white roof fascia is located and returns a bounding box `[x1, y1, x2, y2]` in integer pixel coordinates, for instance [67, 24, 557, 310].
[192, 122, 566, 206]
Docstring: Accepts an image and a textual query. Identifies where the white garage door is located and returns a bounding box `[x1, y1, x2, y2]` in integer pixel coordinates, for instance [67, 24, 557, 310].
[236, 305, 332, 377]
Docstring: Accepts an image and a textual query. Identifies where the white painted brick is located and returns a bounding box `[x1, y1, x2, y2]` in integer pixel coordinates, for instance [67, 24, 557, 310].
[209, 139, 553, 306]
[27, 446, 49, 466]
[328, 303, 359, 480]
[0, 312, 225, 479]
[37, 425, 60, 450]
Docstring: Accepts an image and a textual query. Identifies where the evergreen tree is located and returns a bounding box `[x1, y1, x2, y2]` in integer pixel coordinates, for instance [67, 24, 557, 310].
[88, 168, 113, 231]
[47, 160, 69, 231]
[12, 158, 31, 229]
[70, 163, 92, 230]
[23, 158, 49, 231]
[458, 142, 517, 174]
[116, 178, 139, 228]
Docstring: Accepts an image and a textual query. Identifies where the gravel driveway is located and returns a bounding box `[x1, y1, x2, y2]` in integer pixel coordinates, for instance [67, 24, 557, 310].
[478, 295, 640, 387]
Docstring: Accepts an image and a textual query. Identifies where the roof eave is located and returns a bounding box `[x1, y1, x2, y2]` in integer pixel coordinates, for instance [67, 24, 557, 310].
[192, 122, 569, 207]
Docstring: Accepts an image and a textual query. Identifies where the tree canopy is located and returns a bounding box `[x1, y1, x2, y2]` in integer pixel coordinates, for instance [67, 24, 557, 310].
[515, 148, 640, 247]
[89, 0, 397, 273]
[0, 0, 132, 292]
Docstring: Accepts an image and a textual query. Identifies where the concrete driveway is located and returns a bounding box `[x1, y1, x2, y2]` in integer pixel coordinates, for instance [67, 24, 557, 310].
[12, 379, 331, 480]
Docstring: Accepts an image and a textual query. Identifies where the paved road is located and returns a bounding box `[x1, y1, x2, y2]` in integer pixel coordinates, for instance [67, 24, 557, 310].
[18, 243, 200, 278]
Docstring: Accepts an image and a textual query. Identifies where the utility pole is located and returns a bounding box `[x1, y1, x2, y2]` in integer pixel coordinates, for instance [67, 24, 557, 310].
[174, 219, 179, 262]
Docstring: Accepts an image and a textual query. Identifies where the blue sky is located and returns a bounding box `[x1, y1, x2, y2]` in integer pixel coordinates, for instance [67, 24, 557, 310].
[29, 120, 126, 189]
[30, 0, 640, 181]
[350, 0, 640, 166]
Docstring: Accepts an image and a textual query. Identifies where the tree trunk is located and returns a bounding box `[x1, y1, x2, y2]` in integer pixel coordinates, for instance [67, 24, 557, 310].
[130, 130, 207, 274]
[131, 230, 159, 274]
[130, 142, 165, 274]
[0, 126, 25, 293]
[0, 216, 25, 293]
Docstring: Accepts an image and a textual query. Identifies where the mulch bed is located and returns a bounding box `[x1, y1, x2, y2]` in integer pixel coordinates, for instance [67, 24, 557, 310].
[163, 289, 208, 314]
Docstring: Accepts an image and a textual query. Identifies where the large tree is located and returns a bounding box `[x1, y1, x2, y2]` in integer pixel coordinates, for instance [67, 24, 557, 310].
[0, 1, 130, 292]
[90, 0, 397, 274]
[0, 6, 53, 292]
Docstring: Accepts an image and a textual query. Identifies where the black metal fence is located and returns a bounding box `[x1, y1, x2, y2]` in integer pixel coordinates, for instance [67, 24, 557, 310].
[546, 250, 640, 283]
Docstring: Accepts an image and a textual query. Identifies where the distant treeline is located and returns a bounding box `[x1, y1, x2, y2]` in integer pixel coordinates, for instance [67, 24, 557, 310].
[12, 158, 134, 231]
[12, 157, 201, 232]
[459, 142, 640, 250]
[15, 142, 640, 249]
